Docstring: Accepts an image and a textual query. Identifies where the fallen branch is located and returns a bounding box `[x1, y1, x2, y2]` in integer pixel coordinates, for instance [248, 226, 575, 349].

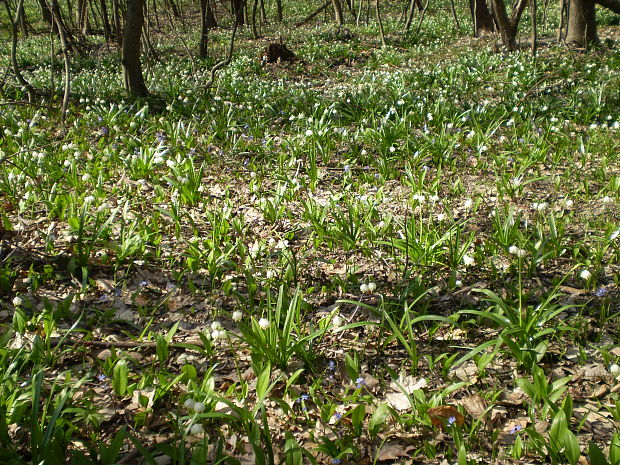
[295, 1, 330, 28]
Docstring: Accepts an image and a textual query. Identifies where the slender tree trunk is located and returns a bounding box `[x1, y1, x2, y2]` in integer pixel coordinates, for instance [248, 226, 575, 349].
[232, 0, 244, 25]
[275, 0, 282, 21]
[251, 0, 259, 38]
[122, 0, 148, 96]
[113, 0, 123, 46]
[100, 0, 112, 41]
[469, 0, 496, 36]
[530, 0, 537, 54]
[39, 0, 53, 24]
[6, 0, 35, 100]
[375, 0, 386, 46]
[333, 0, 344, 26]
[565, 0, 598, 44]
[77, 0, 90, 34]
[199, 0, 215, 58]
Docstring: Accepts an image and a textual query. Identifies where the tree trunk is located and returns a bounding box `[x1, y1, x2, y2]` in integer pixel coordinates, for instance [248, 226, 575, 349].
[39, 0, 53, 24]
[566, 0, 598, 44]
[333, 0, 344, 25]
[232, 0, 244, 25]
[77, 0, 90, 34]
[100, 0, 112, 41]
[122, 0, 148, 96]
[469, 0, 496, 36]
[275, 0, 282, 21]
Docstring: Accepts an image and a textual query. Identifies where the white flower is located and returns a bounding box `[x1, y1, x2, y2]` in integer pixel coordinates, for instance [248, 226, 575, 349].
[609, 364, 620, 377]
[166, 159, 176, 168]
[389, 146, 396, 153]
[367, 282, 377, 292]
[211, 329, 224, 340]
[189, 423, 204, 435]
[232, 310, 243, 322]
[193, 401, 205, 413]
[81, 173, 91, 182]
[211, 321, 222, 331]
[332, 314, 342, 328]
[610, 229, 620, 241]
[377, 220, 386, 229]
[12, 296, 23, 306]
[305, 129, 313, 137]
[455, 280, 463, 288]
[463, 198, 473, 209]
[532, 202, 548, 211]
[602, 196, 612, 203]
[579, 269, 592, 280]
[258, 318, 271, 330]
[462, 255, 475, 266]
[437, 213, 445, 222]
[184, 398, 195, 410]
[360, 283, 369, 294]
[84, 196, 95, 204]
[508, 245, 519, 255]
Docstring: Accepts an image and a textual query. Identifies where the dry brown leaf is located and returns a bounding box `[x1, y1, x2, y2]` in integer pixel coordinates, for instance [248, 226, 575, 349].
[460, 394, 488, 420]
[375, 441, 416, 461]
[428, 405, 465, 429]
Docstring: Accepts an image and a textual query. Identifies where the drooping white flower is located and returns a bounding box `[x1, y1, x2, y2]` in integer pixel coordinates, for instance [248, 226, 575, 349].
[184, 398, 196, 410]
[189, 423, 204, 435]
[367, 282, 377, 292]
[579, 269, 592, 280]
[193, 401, 205, 413]
[232, 310, 243, 322]
[12, 296, 23, 306]
[332, 314, 342, 328]
[258, 318, 271, 330]
[360, 283, 369, 294]
[462, 255, 475, 266]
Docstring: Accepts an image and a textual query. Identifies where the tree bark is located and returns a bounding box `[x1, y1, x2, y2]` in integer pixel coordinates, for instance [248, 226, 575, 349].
[566, 0, 598, 44]
[275, 0, 282, 21]
[469, 0, 496, 36]
[488, 0, 528, 50]
[232, 0, 244, 25]
[39, 0, 53, 24]
[333, 0, 344, 26]
[122, 0, 148, 96]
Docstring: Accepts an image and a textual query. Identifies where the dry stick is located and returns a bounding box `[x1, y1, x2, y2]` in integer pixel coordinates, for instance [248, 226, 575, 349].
[295, 1, 330, 28]
[204, 15, 237, 90]
[375, 0, 386, 47]
[530, 0, 537, 55]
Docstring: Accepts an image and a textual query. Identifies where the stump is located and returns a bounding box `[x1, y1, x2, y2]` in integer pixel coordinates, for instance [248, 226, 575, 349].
[261, 42, 296, 64]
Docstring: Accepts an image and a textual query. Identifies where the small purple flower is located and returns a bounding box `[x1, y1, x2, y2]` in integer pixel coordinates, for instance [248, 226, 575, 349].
[595, 287, 608, 297]
[448, 416, 457, 426]
[331, 459, 341, 465]
[509, 425, 523, 434]
[139, 280, 148, 287]
[327, 360, 336, 371]
[96, 373, 107, 382]
[355, 377, 366, 389]
[333, 412, 342, 421]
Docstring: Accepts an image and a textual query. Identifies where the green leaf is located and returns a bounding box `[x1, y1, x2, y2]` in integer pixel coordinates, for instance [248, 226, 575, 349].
[588, 442, 610, 465]
[368, 403, 390, 438]
[113, 359, 129, 396]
